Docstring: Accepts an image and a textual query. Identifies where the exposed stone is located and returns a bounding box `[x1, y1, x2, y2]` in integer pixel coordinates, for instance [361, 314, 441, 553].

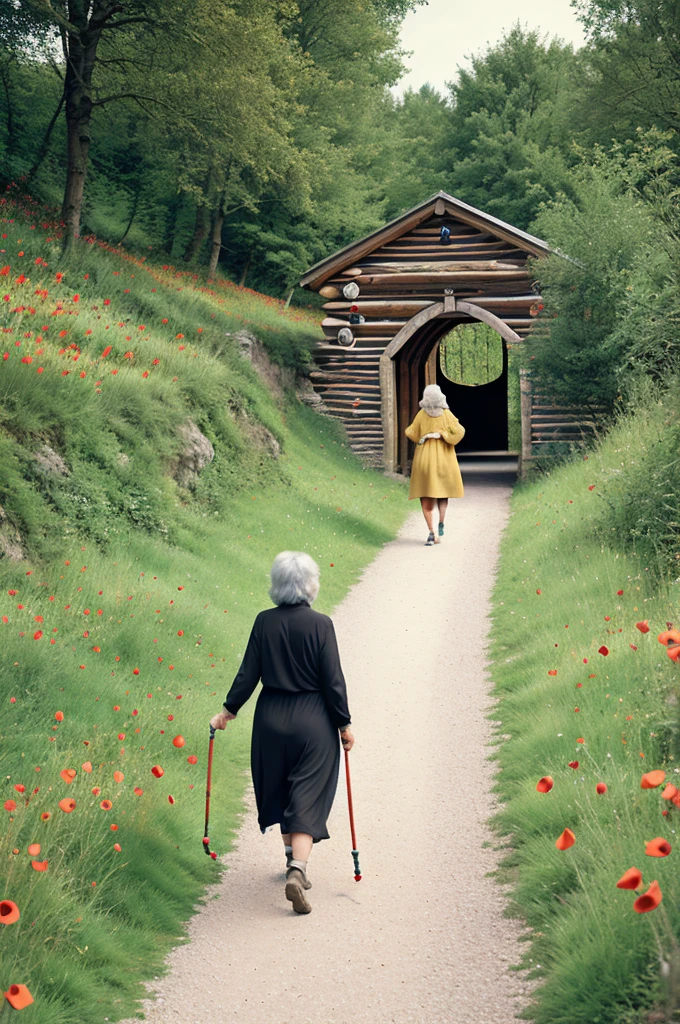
[117, 452, 130, 467]
[34, 444, 70, 476]
[228, 330, 296, 402]
[238, 416, 281, 460]
[170, 420, 215, 488]
[296, 376, 327, 411]
[0, 504, 24, 560]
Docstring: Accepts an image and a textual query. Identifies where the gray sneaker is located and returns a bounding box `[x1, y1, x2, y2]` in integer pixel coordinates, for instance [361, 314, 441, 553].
[285, 868, 312, 914]
[425, 531, 435, 546]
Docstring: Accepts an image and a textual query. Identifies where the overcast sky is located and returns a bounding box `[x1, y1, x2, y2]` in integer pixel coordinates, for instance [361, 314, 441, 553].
[395, 0, 587, 95]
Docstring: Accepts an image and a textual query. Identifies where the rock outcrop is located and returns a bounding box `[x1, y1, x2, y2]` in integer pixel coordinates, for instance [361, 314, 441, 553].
[170, 421, 215, 488]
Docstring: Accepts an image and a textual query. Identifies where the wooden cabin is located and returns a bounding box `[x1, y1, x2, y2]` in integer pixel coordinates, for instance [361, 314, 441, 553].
[300, 191, 589, 474]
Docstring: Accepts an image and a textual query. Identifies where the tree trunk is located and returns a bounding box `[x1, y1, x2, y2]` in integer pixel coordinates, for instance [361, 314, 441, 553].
[117, 188, 140, 245]
[207, 194, 225, 279]
[239, 255, 251, 288]
[182, 203, 209, 262]
[26, 92, 66, 183]
[61, 18, 102, 247]
[162, 192, 183, 256]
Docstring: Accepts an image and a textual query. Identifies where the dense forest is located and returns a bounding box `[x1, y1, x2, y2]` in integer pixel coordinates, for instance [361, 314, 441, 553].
[3, 0, 680, 416]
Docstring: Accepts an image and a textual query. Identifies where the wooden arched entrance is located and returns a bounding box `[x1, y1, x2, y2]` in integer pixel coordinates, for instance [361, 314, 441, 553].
[380, 299, 522, 473]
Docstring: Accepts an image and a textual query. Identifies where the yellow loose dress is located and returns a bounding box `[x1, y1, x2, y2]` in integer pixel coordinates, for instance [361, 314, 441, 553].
[404, 409, 465, 500]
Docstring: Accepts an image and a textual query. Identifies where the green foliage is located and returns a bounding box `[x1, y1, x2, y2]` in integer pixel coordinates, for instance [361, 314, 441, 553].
[440, 322, 504, 386]
[490, 385, 680, 1024]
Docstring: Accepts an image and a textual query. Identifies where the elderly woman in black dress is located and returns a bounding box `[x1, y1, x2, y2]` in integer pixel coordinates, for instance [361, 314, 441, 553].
[210, 551, 354, 915]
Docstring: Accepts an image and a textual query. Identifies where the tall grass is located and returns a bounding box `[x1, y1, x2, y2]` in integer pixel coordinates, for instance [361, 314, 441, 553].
[491, 393, 680, 1024]
[0, 214, 409, 1022]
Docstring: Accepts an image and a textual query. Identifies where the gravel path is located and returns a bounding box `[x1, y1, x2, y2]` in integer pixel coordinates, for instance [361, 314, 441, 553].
[126, 461, 527, 1024]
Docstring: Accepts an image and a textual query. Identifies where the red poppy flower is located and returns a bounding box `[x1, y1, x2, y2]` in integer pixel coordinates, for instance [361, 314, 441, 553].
[616, 867, 642, 890]
[661, 784, 678, 801]
[617, 589, 624, 596]
[27, 843, 40, 856]
[172, 735, 185, 748]
[548, 669, 557, 677]
[58, 798, 76, 813]
[187, 755, 198, 765]
[59, 768, 76, 785]
[133, 668, 140, 675]
[82, 761, 92, 773]
[0, 899, 20, 925]
[54, 710, 64, 722]
[598, 645, 609, 656]
[100, 799, 112, 810]
[641, 770, 666, 789]
[40, 811, 50, 820]
[4, 799, 16, 812]
[134, 787, 144, 796]
[151, 765, 164, 778]
[168, 794, 175, 804]
[633, 880, 662, 913]
[555, 828, 575, 851]
[645, 837, 672, 857]
[536, 776, 553, 793]
[568, 761, 579, 769]
[13, 784, 25, 794]
[31, 860, 48, 871]
[113, 771, 124, 783]
[596, 782, 607, 794]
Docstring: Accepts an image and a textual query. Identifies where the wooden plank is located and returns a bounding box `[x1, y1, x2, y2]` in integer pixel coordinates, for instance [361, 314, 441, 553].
[356, 270, 529, 287]
[323, 300, 432, 317]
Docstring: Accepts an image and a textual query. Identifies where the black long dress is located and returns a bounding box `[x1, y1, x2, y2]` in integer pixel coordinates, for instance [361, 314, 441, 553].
[223, 601, 351, 842]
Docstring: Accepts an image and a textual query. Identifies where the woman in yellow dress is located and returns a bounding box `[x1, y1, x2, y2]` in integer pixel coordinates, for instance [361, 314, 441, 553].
[405, 384, 465, 546]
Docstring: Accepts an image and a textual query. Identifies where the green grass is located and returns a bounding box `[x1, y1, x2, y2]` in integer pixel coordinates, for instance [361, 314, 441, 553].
[0, 211, 409, 1022]
[490, 397, 680, 1024]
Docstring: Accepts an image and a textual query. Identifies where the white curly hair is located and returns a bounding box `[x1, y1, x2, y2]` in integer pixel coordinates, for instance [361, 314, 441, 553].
[419, 384, 449, 417]
[269, 551, 320, 606]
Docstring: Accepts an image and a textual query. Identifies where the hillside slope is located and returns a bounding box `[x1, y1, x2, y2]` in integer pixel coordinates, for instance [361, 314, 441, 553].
[0, 199, 409, 1024]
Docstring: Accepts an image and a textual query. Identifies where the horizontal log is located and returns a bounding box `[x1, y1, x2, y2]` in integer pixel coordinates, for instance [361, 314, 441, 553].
[356, 270, 529, 286]
[341, 260, 527, 275]
[323, 300, 432, 316]
[319, 285, 342, 299]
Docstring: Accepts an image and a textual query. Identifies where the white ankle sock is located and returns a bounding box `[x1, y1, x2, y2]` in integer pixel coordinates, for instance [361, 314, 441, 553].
[289, 859, 307, 874]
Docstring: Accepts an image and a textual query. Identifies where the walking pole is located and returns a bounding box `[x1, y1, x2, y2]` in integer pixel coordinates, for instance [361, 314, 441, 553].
[344, 748, 362, 881]
[202, 725, 218, 860]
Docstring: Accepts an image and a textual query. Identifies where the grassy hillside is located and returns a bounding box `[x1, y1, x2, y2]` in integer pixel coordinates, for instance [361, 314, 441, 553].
[0, 199, 409, 1023]
[490, 389, 680, 1024]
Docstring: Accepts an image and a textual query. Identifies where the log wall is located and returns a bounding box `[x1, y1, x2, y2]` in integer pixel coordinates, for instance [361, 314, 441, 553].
[304, 207, 590, 468]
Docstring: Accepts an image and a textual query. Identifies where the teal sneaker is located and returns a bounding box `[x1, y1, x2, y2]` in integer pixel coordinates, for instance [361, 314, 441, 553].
[438, 522, 445, 538]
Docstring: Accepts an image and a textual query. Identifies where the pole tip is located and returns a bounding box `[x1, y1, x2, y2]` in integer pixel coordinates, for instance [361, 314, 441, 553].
[354, 874, 362, 881]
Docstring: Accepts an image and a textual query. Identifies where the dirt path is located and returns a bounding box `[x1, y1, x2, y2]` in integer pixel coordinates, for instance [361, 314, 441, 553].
[127, 462, 527, 1024]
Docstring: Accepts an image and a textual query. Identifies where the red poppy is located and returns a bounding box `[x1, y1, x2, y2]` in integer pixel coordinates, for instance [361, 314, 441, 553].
[633, 880, 662, 913]
[133, 668, 140, 675]
[100, 799, 112, 810]
[134, 787, 144, 796]
[548, 669, 557, 677]
[536, 776, 553, 793]
[556, 828, 576, 851]
[598, 645, 609, 656]
[568, 761, 579, 769]
[616, 867, 642, 890]
[4, 984, 33, 1010]
[60, 768, 76, 785]
[27, 843, 40, 857]
[596, 782, 607, 794]
[645, 837, 672, 858]
[661, 784, 678, 801]
[0, 899, 20, 925]
[187, 755, 198, 765]
[31, 860, 48, 871]
[4, 800, 16, 812]
[151, 765, 164, 778]
[636, 621, 650, 634]
[58, 798, 76, 813]
[13, 784, 25, 794]
[172, 735, 185, 748]
[641, 770, 666, 789]
[114, 843, 122, 852]
[82, 761, 92, 773]
[113, 771, 124, 783]
[54, 710, 64, 722]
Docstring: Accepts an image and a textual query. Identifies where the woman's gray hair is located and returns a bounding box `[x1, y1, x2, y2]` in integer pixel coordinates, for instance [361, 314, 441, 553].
[269, 551, 320, 606]
[420, 383, 449, 416]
